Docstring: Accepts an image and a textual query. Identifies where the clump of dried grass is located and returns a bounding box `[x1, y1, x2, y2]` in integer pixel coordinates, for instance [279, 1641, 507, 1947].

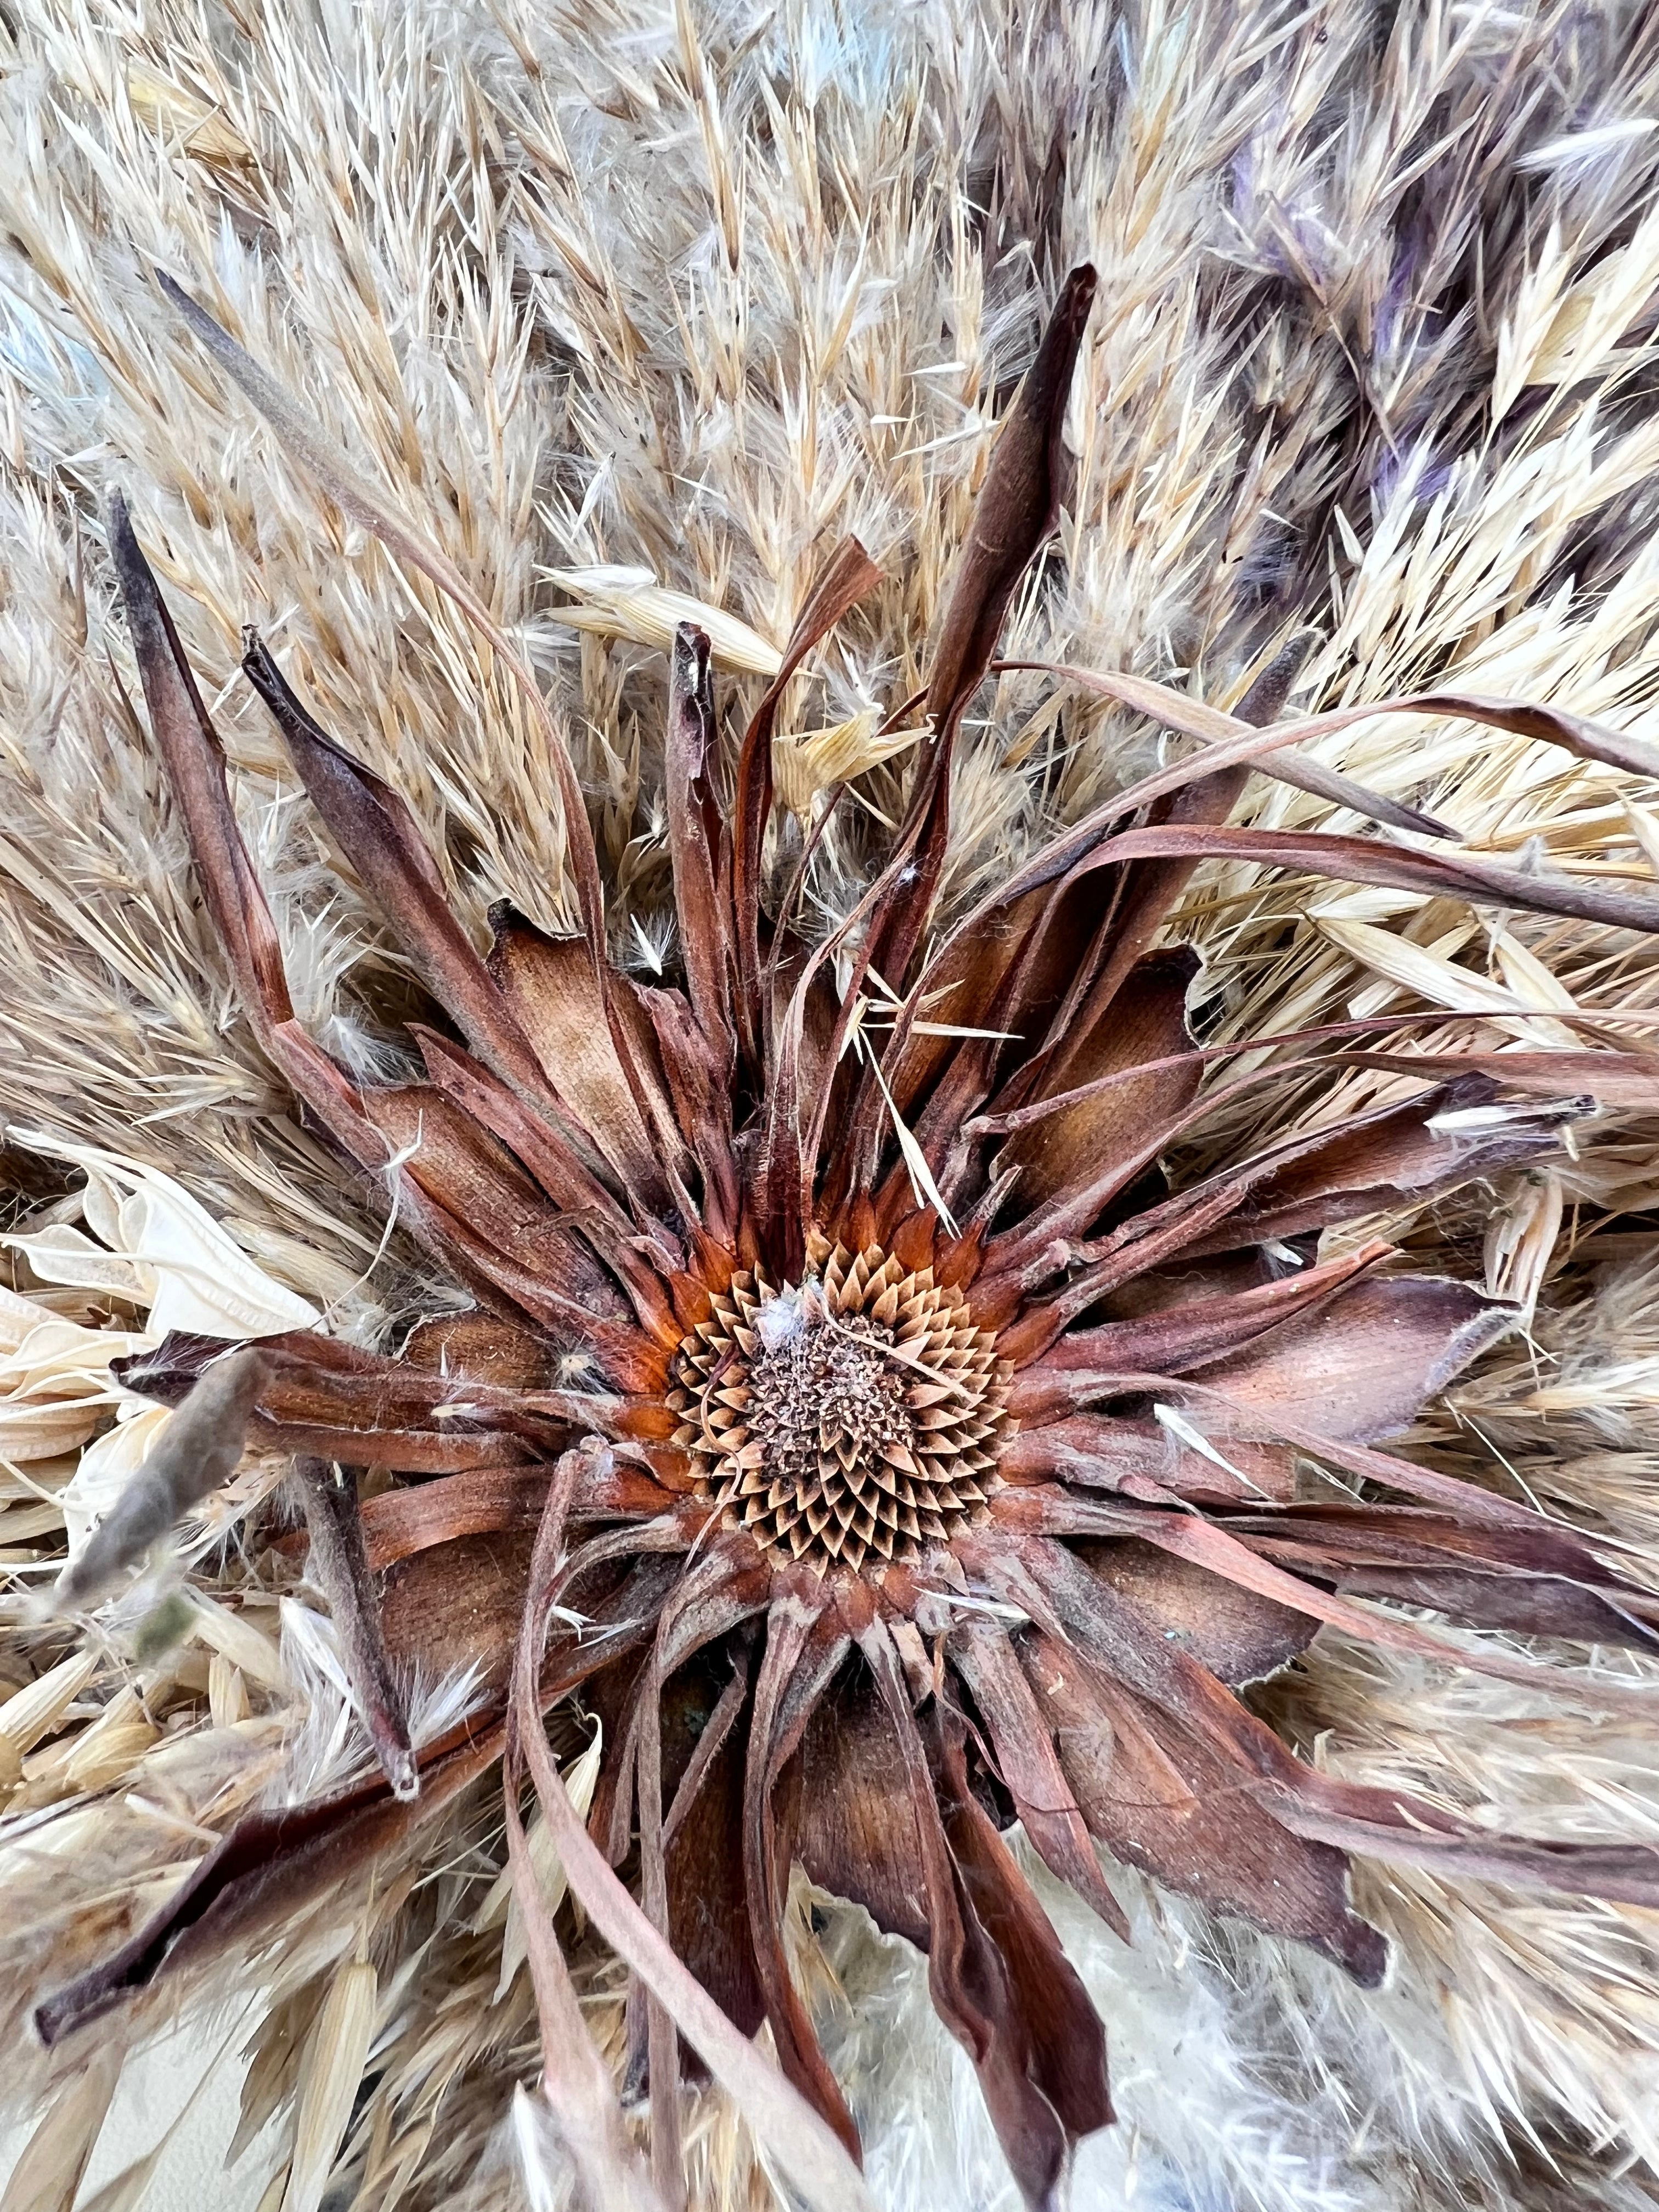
[4, 0, 1659, 2207]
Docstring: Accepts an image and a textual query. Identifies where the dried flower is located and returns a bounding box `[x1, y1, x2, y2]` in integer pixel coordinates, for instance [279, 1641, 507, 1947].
[31, 269, 1659, 2212]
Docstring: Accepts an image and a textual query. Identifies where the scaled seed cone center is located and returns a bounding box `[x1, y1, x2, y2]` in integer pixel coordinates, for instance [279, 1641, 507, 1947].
[669, 1238, 1014, 1574]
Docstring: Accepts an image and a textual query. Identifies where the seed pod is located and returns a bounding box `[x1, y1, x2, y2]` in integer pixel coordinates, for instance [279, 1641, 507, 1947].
[53, 1346, 270, 1609]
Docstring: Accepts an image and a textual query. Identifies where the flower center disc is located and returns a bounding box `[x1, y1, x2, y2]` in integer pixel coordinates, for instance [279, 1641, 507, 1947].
[669, 1240, 1013, 1574]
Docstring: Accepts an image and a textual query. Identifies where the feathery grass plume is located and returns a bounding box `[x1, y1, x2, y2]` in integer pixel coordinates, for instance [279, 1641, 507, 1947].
[7, 2, 1659, 2209]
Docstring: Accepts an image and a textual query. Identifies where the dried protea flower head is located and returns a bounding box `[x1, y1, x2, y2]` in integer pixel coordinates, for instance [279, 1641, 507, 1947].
[34, 264, 1659, 2212]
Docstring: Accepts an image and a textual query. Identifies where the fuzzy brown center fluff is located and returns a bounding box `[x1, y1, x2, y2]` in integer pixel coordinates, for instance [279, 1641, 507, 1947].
[668, 1240, 1009, 1572]
[37, 257, 1659, 2212]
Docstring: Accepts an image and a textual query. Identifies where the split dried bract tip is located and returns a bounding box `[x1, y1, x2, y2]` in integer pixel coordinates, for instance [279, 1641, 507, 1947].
[294, 1454, 417, 1801]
